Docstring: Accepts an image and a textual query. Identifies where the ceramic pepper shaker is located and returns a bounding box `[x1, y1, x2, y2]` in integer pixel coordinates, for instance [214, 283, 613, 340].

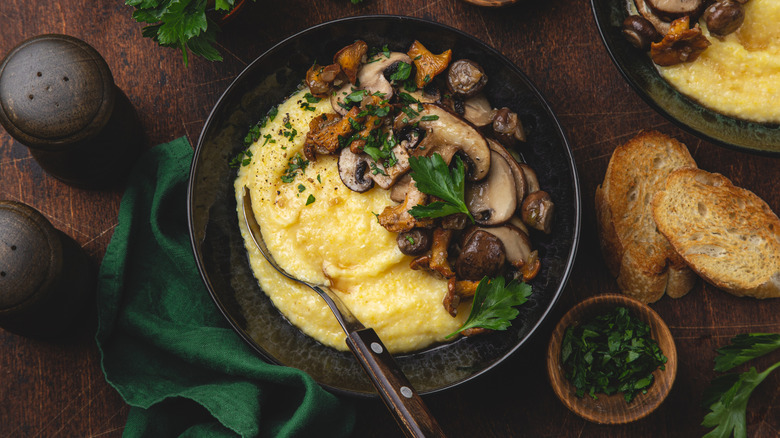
[0, 34, 142, 188]
[0, 200, 94, 337]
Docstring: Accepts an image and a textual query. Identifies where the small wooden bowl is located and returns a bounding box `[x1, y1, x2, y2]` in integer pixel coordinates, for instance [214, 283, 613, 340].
[546, 294, 677, 424]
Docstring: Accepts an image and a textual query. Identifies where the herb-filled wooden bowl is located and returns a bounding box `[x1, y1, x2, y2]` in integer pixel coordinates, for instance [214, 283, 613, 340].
[546, 294, 677, 424]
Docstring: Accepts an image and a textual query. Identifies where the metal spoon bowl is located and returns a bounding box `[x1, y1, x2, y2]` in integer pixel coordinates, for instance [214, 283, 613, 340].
[242, 187, 445, 438]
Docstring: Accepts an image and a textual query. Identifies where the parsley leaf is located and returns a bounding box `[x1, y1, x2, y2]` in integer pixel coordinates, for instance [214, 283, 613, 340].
[280, 153, 309, 183]
[701, 332, 780, 438]
[447, 276, 532, 338]
[714, 333, 780, 372]
[702, 362, 780, 438]
[305, 194, 316, 205]
[408, 154, 474, 222]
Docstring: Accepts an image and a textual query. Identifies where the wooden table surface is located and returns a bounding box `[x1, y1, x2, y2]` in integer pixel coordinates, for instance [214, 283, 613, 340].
[1, 0, 779, 437]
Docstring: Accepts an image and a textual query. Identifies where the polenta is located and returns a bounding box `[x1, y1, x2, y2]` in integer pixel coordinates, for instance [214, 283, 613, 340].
[235, 88, 468, 353]
[657, 0, 780, 123]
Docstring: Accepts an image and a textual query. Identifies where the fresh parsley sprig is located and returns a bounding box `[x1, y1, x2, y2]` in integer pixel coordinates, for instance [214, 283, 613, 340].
[713, 333, 780, 372]
[702, 333, 780, 438]
[408, 153, 474, 222]
[447, 276, 532, 338]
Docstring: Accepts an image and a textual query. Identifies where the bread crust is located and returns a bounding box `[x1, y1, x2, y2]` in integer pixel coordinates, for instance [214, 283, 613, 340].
[596, 130, 698, 303]
[652, 168, 780, 299]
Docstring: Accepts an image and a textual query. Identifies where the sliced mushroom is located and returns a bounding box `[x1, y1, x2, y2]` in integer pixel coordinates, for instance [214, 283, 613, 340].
[477, 224, 533, 268]
[338, 148, 375, 192]
[358, 52, 411, 100]
[646, 0, 706, 22]
[462, 94, 494, 127]
[465, 151, 516, 225]
[518, 163, 540, 193]
[397, 228, 432, 256]
[390, 173, 412, 203]
[396, 104, 491, 181]
[492, 107, 526, 146]
[447, 59, 488, 98]
[330, 83, 356, 116]
[367, 139, 411, 189]
[488, 139, 527, 206]
[521, 190, 554, 234]
[455, 229, 506, 280]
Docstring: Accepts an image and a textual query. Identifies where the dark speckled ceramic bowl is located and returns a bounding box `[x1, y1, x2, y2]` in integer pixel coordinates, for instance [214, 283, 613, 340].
[591, 0, 780, 156]
[187, 15, 581, 397]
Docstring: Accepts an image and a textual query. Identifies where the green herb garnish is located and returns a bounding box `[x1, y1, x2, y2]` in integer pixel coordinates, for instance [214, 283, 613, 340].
[561, 307, 667, 403]
[388, 62, 412, 82]
[280, 153, 309, 183]
[420, 115, 439, 122]
[127, 0, 253, 65]
[408, 154, 474, 222]
[702, 333, 780, 438]
[305, 194, 316, 205]
[447, 276, 532, 338]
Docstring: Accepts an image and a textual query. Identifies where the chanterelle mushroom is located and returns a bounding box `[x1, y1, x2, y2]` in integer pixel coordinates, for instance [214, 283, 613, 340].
[396, 104, 491, 181]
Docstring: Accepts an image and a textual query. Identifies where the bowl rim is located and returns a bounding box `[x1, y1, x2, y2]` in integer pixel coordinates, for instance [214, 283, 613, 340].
[590, 0, 780, 157]
[188, 14, 582, 397]
[546, 293, 678, 424]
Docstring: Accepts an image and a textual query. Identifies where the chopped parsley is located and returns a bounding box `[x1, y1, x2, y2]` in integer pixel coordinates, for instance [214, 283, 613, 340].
[561, 307, 668, 403]
[420, 115, 439, 122]
[305, 194, 316, 205]
[280, 153, 309, 183]
[388, 62, 412, 82]
[297, 184, 306, 193]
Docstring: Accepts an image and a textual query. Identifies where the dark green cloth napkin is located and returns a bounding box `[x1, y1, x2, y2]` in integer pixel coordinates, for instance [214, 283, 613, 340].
[95, 137, 355, 438]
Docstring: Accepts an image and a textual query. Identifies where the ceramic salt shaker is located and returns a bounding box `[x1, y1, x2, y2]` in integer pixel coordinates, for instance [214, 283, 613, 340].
[0, 34, 141, 188]
[0, 200, 93, 337]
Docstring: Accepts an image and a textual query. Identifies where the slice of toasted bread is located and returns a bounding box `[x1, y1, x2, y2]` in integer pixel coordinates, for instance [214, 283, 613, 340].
[652, 168, 780, 299]
[595, 130, 698, 303]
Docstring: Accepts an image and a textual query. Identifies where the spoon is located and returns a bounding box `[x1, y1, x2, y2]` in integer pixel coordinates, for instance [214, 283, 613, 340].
[242, 187, 446, 438]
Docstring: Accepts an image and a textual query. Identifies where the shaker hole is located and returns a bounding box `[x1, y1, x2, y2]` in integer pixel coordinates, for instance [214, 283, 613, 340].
[28, 94, 34, 100]
[63, 76, 69, 82]
[10, 245, 16, 250]
[36, 72, 42, 77]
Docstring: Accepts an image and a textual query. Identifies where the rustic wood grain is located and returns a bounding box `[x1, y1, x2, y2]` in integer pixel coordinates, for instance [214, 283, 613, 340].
[1, 0, 779, 437]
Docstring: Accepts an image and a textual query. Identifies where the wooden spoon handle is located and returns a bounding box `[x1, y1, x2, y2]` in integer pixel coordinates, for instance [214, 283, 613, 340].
[346, 328, 447, 438]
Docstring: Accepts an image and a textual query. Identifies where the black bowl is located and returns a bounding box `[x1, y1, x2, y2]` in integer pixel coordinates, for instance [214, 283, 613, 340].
[188, 15, 581, 397]
[591, 0, 780, 156]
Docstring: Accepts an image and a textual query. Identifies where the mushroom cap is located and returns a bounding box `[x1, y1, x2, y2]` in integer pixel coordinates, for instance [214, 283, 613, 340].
[465, 150, 517, 226]
[646, 0, 706, 21]
[462, 94, 494, 128]
[337, 148, 375, 192]
[399, 103, 491, 181]
[455, 229, 506, 280]
[475, 224, 533, 267]
[358, 52, 411, 99]
[447, 59, 488, 98]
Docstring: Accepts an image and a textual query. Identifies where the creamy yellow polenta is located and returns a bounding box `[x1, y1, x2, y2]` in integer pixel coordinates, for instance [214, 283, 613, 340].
[234, 88, 468, 353]
[657, 0, 780, 123]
